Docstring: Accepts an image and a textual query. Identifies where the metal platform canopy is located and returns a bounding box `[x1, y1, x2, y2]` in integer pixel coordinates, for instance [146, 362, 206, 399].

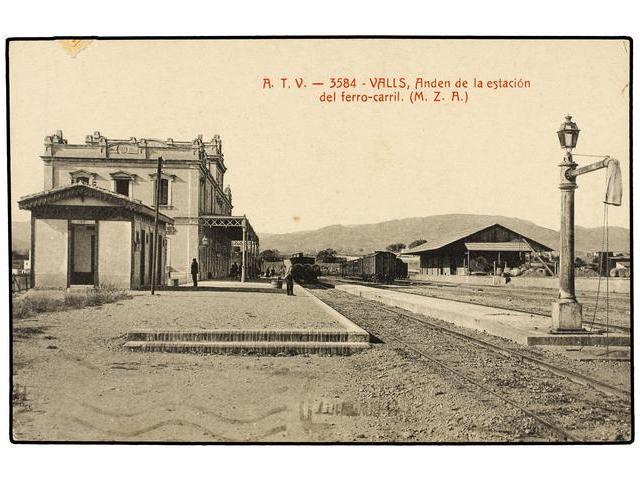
[199, 215, 259, 282]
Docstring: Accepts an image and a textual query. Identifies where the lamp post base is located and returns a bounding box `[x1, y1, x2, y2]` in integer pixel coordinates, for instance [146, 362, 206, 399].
[551, 301, 583, 332]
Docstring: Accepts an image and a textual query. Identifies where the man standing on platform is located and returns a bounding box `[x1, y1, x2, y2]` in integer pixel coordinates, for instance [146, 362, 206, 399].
[191, 258, 199, 287]
[283, 259, 294, 296]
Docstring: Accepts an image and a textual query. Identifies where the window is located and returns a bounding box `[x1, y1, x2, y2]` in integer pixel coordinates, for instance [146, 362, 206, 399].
[70, 170, 96, 185]
[154, 178, 169, 206]
[114, 178, 130, 196]
[149, 172, 173, 207]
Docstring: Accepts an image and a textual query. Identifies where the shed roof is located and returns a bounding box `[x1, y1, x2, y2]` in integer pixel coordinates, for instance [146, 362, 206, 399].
[402, 223, 552, 255]
[465, 241, 532, 252]
[18, 183, 174, 224]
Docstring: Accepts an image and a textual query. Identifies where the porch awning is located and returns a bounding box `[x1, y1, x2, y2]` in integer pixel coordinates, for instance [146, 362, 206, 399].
[199, 215, 258, 242]
[18, 183, 174, 224]
[464, 241, 532, 252]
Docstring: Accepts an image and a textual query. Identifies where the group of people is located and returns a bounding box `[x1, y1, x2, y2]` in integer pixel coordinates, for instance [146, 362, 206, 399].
[189, 258, 294, 295]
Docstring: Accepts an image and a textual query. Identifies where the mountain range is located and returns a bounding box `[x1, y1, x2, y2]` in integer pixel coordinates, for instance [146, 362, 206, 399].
[11, 214, 630, 257]
[257, 214, 630, 256]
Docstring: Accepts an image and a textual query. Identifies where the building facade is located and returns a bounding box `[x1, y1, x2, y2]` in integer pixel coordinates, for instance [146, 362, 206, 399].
[18, 183, 172, 289]
[403, 223, 553, 277]
[38, 131, 258, 283]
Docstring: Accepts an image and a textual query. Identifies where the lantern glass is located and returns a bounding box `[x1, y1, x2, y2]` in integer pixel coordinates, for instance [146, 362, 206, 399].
[557, 114, 580, 150]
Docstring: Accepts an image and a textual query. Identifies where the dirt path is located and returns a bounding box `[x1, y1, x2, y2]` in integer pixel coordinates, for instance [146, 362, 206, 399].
[12, 289, 630, 442]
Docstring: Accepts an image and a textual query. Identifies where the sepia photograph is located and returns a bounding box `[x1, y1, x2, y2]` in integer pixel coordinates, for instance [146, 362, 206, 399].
[6, 37, 632, 446]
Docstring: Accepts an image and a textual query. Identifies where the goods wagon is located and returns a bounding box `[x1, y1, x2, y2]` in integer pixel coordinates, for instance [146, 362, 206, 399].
[341, 251, 400, 283]
[395, 257, 409, 279]
[341, 257, 363, 278]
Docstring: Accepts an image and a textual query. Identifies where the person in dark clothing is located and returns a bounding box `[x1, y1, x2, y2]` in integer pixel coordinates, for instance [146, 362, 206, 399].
[230, 262, 238, 278]
[283, 260, 294, 296]
[191, 258, 199, 287]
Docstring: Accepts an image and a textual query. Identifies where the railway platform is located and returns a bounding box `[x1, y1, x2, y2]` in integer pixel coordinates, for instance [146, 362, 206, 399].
[124, 281, 370, 355]
[336, 284, 630, 347]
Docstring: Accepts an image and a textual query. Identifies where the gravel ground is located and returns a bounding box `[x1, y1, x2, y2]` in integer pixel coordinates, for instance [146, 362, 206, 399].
[311, 288, 632, 442]
[11, 287, 631, 442]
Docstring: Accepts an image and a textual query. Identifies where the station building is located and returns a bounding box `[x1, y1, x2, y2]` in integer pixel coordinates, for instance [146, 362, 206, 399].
[20, 130, 259, 287]
[402, 223, 553, 277]
[19, 183, 173, 289]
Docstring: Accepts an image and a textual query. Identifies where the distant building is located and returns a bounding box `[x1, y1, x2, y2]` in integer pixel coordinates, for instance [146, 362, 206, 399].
[28, 130, 258, 284]
[402, 223, 553, 277]
[592, 251, 631, 277]
[11, 252, 29, 274]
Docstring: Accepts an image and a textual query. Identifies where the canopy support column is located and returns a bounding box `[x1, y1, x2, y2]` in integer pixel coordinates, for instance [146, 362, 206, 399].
[241, 217, 247, 283]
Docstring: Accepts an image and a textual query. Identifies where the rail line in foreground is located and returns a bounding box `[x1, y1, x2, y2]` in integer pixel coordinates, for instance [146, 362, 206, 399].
[308, 283, 631, 442]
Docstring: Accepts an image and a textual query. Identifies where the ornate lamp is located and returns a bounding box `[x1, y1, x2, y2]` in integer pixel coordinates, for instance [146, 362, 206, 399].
[557, 114, 580, 150]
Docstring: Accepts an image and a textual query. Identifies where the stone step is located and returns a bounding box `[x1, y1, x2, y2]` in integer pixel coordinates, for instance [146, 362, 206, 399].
[126, 329, 369, 343]
[123, 340, 370, 355]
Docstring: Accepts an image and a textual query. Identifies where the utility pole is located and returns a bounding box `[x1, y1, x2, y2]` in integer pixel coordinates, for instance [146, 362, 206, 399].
[150, 156, 163, 295]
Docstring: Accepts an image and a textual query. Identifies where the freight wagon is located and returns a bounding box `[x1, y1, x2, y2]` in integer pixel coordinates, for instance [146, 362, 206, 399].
[341, 251, 401, 283]
[395, 257, 408, 279]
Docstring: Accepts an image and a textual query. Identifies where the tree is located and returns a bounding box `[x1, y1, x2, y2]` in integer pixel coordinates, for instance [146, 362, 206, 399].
[408, 239, 427, 249]
[386, 243, 406, 253]
[259, 249, 282, 261]
[316, 248, 338, 263]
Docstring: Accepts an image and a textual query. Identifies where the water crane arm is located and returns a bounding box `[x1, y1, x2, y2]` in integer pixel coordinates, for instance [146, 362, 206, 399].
[565, 155, 622, 206]
[565, 156, 612, 179]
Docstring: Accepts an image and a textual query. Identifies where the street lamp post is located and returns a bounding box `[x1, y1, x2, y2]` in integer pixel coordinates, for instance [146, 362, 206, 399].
[552, 114, 619, 332]
[553, 115, 582, 332]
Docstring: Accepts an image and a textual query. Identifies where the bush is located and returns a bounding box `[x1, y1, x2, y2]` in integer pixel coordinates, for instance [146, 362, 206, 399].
[13, 285, 130, 320]
[12, 299, 34, 319]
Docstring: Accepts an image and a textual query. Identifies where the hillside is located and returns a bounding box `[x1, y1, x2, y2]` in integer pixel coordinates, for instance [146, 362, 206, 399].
[258, 214, 630, 256]
[11, 215, 630, 257]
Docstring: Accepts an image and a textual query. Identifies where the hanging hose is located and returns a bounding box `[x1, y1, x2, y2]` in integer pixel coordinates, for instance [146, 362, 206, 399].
[579, 193, 611, 354]
[583, 204, 607, 333]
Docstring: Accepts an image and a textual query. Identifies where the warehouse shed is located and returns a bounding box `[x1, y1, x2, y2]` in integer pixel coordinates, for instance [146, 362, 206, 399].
[402, 223, 553, 277]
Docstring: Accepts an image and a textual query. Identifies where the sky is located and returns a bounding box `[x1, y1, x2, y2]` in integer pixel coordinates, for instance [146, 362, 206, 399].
[8, 39, 630, 234]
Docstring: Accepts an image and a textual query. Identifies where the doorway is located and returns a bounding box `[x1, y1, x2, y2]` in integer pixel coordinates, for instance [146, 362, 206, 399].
[69, 223, 96, 285]
[140, 230, 146, 286]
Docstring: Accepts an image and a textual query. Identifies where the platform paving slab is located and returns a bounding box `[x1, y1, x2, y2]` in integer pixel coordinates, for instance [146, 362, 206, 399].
[336, 284, 629, 347]
[123, 282, 369, 355]
[124, 341, 369, 355]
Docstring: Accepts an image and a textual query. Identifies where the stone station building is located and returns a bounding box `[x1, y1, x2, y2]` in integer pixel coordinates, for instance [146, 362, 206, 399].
[24, 131, 259, 286]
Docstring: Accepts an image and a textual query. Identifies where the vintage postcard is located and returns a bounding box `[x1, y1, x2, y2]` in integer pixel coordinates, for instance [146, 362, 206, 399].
[7, 37, 632, 444]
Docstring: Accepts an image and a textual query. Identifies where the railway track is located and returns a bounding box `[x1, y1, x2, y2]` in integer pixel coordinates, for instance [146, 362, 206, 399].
[331, 277, 631, 335]
[309, 283, 631, 442]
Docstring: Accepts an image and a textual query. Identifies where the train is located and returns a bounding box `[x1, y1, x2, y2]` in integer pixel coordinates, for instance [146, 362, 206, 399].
[340, 251, 408, 283]
[280, 251, 408, 284]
